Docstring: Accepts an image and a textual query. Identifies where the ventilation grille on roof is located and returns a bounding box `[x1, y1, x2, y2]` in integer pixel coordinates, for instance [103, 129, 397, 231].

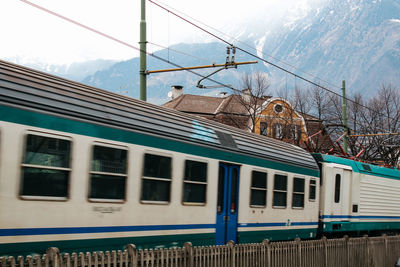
[362, 164, 372, 172]
[215, 131, 237, 149]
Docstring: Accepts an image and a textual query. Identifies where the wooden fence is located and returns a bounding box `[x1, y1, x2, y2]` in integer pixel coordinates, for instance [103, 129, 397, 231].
[1, 235, 400, 267]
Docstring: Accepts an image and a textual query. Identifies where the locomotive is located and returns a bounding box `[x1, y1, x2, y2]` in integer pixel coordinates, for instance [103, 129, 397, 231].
[0, 60, 399, 256]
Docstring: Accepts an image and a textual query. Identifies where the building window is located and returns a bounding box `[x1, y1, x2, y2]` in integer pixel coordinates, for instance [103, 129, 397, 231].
[309, 179, 316, 201]
[274, 124, 283, 139]
[334, 174, 341, 203]
[250, 171, 267, 207]
[141, 153, 172, 203]
[274, 104, 283, 113]
[260, 122, 268, 136]
[292, 177, 305, 208]
[291, 125, 299, 141]
[273, 174, 287, 208]
[89, 145, 127, 200]
[21, 134, 71, 198]
[183, 160, 207, 204]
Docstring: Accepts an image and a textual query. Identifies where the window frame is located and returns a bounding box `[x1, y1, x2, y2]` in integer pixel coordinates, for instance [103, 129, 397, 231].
[182, 158, 208, 206]
[334, 174, 341, 203]
[260, 122, 268, 136]
[250, 170, 268, 208]
[292, 177, 305, 209]
[20, 131, 72, 201]
[274, 124, 283, 139]
[140, 152, 173, 205]
[291, 125, 299, 141]
[272, 173, 288, 209]
[309, 179, 317, 202]
[88, 142, 128, 203]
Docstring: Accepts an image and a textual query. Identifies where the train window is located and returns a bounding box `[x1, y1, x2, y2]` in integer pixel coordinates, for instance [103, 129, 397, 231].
[217, 166, 225, 214]
[89, 145, 127, 201]
[182, 160, 207, 204]
[292, 177, 305, 208]
[141, 153, 172, 203]
[273, 174, 287, 208]
[250, 171, 267, 207]
[230, 168, 238, 213]
[21, 134, 71, 198]
[334, 174, 341, 203]
[309, 179, 316, 201]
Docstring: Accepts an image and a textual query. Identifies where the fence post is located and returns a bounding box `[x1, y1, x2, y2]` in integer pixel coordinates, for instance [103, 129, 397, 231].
[343, 235, 349, 267]
[363, 235, 370, 267]
[382, 234, 388, 267]
[295, 238, 302, 267]
[125, 244, 137, 267]
[322, 236, 328, 267]
[262, 239, 271, 267]
[184, 242, 194, 267]
[227, 240, 235, 267]
[46, 247, 61, 267]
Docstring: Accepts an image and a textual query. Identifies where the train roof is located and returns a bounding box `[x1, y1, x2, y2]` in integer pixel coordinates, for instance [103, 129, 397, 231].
[312, 153, 400, 180]
[0, 59, 319, 177]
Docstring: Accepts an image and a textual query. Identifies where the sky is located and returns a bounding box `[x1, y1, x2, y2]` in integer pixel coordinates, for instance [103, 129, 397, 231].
[0, 0, 313, 65]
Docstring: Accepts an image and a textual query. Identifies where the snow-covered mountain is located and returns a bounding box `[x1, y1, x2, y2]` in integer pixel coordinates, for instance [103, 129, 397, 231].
[6, 0, 399, 104]
[3, 56, 116, 82]
[81, 0, 399, 103]
[248, 0, 400, 92]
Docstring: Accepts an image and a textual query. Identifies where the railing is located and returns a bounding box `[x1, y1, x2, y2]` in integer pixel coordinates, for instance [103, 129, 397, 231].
[1, 235, 400, 267]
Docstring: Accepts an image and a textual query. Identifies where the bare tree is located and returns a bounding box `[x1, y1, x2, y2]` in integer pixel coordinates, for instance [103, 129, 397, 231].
[291, 86, 312, 116]
[225, 72, 271, 132]
[357, 84, 400, 165]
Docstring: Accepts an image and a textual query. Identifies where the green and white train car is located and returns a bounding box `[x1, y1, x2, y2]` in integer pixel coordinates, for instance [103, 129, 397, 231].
[0, 60, 320, 256]
[314, 154, 400, 235]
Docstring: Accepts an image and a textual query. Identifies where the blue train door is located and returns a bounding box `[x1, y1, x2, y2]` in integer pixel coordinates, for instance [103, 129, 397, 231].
[216, 163, 240, 245]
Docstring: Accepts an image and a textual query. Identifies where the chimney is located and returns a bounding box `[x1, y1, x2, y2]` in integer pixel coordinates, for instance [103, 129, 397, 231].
[170, 85, 183, 99]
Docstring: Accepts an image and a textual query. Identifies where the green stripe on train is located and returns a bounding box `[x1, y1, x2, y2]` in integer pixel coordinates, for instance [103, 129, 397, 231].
[0, 105, 319, 177]
[1, 228, 318, 257]
[323, 221, 400, 233]
[0, 233, 216, 257]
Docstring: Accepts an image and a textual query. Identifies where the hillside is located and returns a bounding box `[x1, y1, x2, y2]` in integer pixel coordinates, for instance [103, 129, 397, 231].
[81, 0, 399, 103]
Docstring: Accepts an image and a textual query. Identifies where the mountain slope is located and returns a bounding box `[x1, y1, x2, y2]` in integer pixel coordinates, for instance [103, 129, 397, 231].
[82, 0, 399, 103]
[254, 0, 400, 91]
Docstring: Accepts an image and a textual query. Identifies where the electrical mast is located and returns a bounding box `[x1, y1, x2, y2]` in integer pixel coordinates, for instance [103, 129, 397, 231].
[139, 0, 147, 101]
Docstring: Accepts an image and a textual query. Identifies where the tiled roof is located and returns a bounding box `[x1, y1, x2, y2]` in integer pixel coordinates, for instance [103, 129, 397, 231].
[163, 94, 225, 114]
[162, 94, 252, 115]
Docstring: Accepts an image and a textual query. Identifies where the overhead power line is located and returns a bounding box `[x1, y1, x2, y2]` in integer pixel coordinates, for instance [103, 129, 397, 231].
[148, 42, 212, 63]
[20, 0, 242, 93]
[21, 0, 398, 125]
[149, 0, 342, 91]
[148, 0, 399, 121]
[147, 0, 343, 100]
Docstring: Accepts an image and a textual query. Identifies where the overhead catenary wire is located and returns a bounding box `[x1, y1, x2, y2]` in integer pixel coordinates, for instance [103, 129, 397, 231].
[148, 42, 212, 64]
[19, 0, 242, 94]
[20, 0, 399, 127]
[149, 0, 343, 91]
[148, 0, 399, 122]
[148, 0, 351, 102]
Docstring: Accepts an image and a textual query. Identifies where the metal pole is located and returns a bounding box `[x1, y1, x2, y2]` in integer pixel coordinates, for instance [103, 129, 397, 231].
[342, 80, 348, 153]
[139, 0, 147, 101]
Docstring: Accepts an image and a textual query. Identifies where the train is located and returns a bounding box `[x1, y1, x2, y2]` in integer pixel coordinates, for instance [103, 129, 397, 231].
[0, 59, 399, 256]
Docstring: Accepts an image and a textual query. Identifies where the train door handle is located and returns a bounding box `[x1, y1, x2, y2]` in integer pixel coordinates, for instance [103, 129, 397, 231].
[224, 216, 230, 222]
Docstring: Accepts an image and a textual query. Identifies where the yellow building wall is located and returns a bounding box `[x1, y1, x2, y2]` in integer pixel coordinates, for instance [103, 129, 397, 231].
[254, 99, 307, 142]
